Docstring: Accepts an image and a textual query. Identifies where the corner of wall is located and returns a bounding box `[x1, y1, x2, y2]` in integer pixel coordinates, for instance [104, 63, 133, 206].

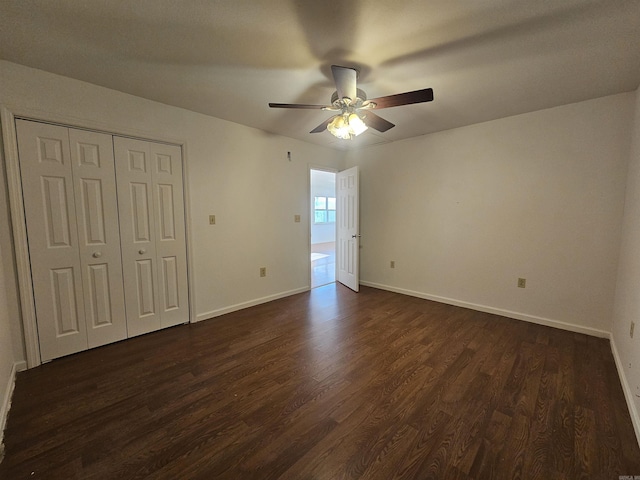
[0, 361, 20, 462]
[609, 333, 640, 446]
[609, 84, 640, 448]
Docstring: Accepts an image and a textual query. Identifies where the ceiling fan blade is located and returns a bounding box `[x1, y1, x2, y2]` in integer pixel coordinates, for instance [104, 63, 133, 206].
[362, 111, 395, 132]
[331, 65, 357, 102]
[269, 103, 329, 109]
[368, 88, 434, 109]
[310, 116, 336, 133]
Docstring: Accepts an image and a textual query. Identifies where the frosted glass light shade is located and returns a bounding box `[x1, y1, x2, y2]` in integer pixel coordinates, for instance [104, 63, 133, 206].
[327, 112, 368, 139]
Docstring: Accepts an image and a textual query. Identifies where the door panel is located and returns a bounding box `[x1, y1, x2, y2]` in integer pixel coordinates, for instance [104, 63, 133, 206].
[17, 120, 88, 360]
[136, 259, 156, 317]
[50, 267, 81, 335]
[42, 176, 73, 247]
[161, 256, 179, 311]
[114, 137, 188, 335]
[130, 183, 152, 242]
[337, 166, 360, 292]
[79, 178, 106, 244]
[157, 184, 176, 240]
[150, 142, 188, 328]
[114, 137, 161, 337]
[69, 129, 127, 348]
[86, 264, 113, 327]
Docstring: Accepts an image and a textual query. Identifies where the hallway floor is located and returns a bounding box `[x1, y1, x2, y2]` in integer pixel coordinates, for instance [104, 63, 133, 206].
[311, 241, 335, 288]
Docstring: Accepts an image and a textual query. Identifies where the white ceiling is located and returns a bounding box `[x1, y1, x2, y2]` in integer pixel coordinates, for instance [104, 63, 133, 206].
[1, 0, 639, 150]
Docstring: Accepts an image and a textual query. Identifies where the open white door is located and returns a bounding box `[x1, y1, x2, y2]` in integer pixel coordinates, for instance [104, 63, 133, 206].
[337, 166, 359, 292]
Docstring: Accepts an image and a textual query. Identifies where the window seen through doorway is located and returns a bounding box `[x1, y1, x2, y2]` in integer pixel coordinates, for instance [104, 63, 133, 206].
[314, 196, 336, 224]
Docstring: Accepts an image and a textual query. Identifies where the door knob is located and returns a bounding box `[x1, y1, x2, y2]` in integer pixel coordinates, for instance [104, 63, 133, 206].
[92, 252, 102, 258]
[138, 249, 146, 255]
[351, 234, 361, 238]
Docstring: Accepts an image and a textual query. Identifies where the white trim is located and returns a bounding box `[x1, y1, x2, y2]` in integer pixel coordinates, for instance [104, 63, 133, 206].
[14, 362, 27, 373]
[1, 104, 195, 368]
[610, 336, 640, 446]
[195, 287, 310, 322]
[0, 361, 23, 460]
[179, 141, 197, 324]
[360, 281, 610, 338]
[1, 107, 41, 368]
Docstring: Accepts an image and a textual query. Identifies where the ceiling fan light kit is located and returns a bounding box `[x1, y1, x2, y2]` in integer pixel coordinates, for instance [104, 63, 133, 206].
[327, 112, 368, 139]
[268, 65, 434, 140]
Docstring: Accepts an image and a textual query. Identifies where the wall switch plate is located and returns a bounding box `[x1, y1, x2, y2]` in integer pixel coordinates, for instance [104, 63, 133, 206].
[260, 267, 266, 277]
[294, 214, 301, 223]
[209, 215, 216, 225]
[517, 278, 526, 288]
[390, 261, 395, 268]
[631, 321, 635, 338]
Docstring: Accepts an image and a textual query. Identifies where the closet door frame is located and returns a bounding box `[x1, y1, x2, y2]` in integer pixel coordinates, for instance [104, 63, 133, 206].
[1, 106, 196, 368]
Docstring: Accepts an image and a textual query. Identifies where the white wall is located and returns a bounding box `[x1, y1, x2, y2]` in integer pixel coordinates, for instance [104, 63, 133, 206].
[612, 85, 640, 442]
[0, 60, 345, 366]
[345, 93, 634, 335]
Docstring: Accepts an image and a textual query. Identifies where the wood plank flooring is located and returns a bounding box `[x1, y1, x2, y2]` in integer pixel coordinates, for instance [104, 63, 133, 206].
[2, 284, 640, 479]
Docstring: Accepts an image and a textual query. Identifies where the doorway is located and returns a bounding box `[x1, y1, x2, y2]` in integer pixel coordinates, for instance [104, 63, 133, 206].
[310, 169, 337, 288]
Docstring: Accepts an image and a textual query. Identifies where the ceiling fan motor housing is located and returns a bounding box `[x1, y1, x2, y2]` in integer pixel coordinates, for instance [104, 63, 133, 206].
[331, 88, 367, 106]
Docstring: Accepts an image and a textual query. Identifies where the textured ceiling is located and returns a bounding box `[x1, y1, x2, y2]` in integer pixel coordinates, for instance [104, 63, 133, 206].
[1, 0, 639, 150]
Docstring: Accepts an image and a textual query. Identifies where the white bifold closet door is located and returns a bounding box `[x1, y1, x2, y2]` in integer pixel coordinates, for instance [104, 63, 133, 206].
[17, 120, 189, 361]
[17, 120, 127, 361]
[113, 137, 189, 337]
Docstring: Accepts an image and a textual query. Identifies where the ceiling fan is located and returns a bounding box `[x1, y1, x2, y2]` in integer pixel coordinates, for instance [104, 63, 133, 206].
[269, 65, 434, 140]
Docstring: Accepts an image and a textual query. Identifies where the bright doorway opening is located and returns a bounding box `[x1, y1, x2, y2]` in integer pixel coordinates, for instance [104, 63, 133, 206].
[310, 169, 336, 288]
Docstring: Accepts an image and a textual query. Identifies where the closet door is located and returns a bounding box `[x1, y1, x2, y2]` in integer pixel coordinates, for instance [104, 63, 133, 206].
[149, 141, 189, 329]
[114, 137, 188, 336]
[69, 129, 127, 348]
[16, 120, 128, 361]
[17, 120, 87, 361]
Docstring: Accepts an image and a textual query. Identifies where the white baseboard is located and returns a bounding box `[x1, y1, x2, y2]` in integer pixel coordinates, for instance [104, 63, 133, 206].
[195, 286, 310, 322]
[1, 361, 22, 462]
[360, 281, 610, 338]
[610, 336, 640, 446]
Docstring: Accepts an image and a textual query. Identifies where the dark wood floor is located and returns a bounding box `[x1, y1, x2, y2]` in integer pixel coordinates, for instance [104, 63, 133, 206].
[2, 284, 640, 479]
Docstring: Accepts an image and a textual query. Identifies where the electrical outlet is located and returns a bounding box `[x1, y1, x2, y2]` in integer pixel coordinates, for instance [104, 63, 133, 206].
[631, 321, 635, 338]
[260, 267, 266, 277]
[209, 215, 216, 225]
[390, 261, 395, 268]
[294, 214, 301, 223]
[517, 278, 526, 288]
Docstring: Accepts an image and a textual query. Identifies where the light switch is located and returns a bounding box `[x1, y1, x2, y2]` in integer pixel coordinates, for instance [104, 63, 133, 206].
[294, 214, 301, 223]
[209, 215, 216, 225]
